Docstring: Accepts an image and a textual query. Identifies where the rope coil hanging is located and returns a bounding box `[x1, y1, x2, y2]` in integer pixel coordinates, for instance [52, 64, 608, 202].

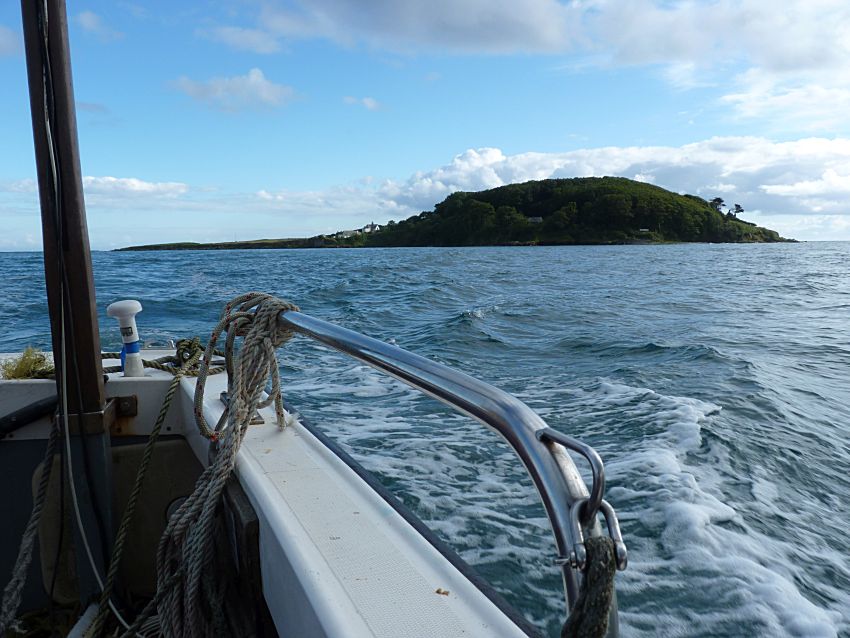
[120, 293, 298, 637]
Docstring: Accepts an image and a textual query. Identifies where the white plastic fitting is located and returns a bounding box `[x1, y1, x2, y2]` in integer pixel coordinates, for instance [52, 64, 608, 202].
[106, 299, 144, 377]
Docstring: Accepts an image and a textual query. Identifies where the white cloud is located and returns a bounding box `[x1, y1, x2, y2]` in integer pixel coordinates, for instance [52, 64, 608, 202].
[173, 68, 295, 112]
[0, 25, 20, 56]
[753, 213, 850, 241]
[0, 234, 40, 251]
[82, 176, 188, 197]
[761, 169, 850, 197]
[208, 1, 850, 130]
[254, 185, 404, 219]
[707, 183, 737, 194]
[379, 148, 511, 209]
[259, 0, 576, 54]
[77, 102, 110, 114]
[75, 11, 124, 42]
[343, 96, 381, 111]
[3, 179, 37, 193]
[591, 0, 849, 72]
[201, 26, 281, 54]
[256, 190, 274, 201]
[585, 1, 850, 129]
[720, 68, 850, 130]
[662, 62, 714, 91]
[239, 137, 850, 241]
[225, 0, 850, 72]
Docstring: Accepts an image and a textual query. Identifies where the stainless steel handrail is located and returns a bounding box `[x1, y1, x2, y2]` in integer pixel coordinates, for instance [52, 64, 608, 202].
[279, 310, 608, 613]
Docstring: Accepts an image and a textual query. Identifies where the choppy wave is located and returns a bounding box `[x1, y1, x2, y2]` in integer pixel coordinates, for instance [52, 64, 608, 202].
[556, 339, 738, 365]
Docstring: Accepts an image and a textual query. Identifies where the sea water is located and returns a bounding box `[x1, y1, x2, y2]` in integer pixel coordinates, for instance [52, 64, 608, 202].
[1, 243, 848, 637]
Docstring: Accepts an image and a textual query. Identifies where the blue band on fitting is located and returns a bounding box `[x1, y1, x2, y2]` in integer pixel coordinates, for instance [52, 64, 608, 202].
[119, 341, 141, 372]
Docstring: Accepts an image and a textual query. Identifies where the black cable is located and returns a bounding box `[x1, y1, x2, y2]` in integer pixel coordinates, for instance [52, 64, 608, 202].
[37, 0, 111, 591]
[62, 274, 113, 569]
[0, 395, 57, 438]
[47, 436, 64, 634]
[37, 4, 71, 630]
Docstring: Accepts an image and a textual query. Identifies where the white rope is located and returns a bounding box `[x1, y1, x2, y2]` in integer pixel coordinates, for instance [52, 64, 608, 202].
[138, 293, 297, 638]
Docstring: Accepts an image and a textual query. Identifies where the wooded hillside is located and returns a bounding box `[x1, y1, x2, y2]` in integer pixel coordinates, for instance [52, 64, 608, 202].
[366, 177, 786, 246]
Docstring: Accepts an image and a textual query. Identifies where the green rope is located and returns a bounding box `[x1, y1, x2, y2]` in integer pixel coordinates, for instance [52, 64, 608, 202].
[561, 536, 617, 638]
[100, 339, 226, 378]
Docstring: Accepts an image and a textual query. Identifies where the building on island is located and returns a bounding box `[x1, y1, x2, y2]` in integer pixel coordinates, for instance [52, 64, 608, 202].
[335, 229, 361, 239]
[331, 222, 382, 240]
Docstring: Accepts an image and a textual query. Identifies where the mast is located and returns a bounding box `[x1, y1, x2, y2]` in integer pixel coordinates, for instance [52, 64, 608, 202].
[21, 0, 104, 414]
[20, 0, 112, 599]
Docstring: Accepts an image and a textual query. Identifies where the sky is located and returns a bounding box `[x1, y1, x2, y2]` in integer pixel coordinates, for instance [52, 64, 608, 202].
[1, 0, 850, 249]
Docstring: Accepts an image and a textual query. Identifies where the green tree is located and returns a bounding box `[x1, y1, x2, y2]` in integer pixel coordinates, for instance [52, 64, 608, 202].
[601, 194, 632, 226]
[450, 200, 496, 244]
[543, 205, 573, 232]
[710, 197, 725, 213]
[495, 205, 527, 240]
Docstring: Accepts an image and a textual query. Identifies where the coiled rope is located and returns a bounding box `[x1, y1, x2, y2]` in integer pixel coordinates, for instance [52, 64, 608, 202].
[118, 292, 298, 637]
[100, 338, 226, 378]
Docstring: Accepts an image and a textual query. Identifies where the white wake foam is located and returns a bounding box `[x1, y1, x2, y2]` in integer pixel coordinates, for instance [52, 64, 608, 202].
[566, 380, 843, 637]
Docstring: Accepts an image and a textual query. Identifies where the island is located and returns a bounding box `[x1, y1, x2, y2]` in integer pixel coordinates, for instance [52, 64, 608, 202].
[117, 177, 791, 251]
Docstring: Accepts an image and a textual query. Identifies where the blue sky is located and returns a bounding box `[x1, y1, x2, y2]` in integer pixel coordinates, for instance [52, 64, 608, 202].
[2, 0, 850, 249]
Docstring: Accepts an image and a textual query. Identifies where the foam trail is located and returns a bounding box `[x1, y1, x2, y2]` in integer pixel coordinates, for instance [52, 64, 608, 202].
[560, 381, 843, 638]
